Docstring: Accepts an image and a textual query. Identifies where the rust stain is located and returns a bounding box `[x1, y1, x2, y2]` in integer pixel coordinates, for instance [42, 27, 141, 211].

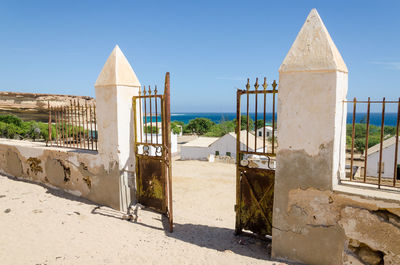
[83, 176, 92, 189]
[27, 157, 43, 175]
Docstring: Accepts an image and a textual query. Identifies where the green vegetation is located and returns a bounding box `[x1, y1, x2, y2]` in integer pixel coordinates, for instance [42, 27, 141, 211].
[185, 118, 215, 135]
[178, 116, 276, 137]
[0, 115, 52, 141]
[171, 121, 184, 135]
[346, 123, 398, 153]
[0, 114, 91, 142]
[144, 125, 158, 134]
[205, 121, 235, 137]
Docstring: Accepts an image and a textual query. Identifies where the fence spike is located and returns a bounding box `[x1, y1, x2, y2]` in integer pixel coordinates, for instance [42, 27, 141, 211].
[262, 77, 267, 90]
[272, 80, 277, 90]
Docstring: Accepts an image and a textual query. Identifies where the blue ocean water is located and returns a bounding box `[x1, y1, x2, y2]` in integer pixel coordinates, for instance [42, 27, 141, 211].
[144, 112, 399, 127]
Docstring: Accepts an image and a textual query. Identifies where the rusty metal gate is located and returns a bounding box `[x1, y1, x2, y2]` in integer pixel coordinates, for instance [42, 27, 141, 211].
[235, 77, 277, 236]
[133, 72, 173, 232]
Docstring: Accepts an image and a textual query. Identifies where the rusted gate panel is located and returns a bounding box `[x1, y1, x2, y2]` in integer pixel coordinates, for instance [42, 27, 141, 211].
[235, 78, 278, 236]
[133, 72, 173, 232]
[238, 167, 275, 235]
[137, 157, 166, 212]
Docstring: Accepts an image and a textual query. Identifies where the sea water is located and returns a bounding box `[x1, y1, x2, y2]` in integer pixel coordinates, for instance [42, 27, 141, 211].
[144, 112, 398, 127]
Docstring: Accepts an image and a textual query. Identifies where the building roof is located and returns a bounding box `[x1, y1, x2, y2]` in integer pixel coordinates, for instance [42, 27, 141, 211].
[228, 131, 267, 150]
[182, 137, 219, 147]
[256, 126, 273, 131]
[367, 136, 400, 156]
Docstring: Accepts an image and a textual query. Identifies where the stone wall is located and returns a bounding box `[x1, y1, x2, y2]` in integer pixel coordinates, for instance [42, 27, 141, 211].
[0, 139, 120, 209]
[274, 187, 400, 264]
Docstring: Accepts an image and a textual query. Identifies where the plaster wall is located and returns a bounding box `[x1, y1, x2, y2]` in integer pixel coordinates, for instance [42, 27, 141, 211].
[0, 139, 120, 209]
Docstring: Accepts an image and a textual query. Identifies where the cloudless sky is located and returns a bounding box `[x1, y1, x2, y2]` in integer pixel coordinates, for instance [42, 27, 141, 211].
[0, 0, 399, 112]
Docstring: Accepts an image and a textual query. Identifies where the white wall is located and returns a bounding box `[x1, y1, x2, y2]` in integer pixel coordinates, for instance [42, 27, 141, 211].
[180, 134, 265, 161]
[256, 126, 274, 138]
[367, 143, 400, 178]
[180, 146, 211, 160]
[209, 134, 237, 158]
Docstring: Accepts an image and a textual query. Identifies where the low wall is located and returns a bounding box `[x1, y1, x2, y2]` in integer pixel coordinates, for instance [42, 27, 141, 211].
[272, 186, 400, 265]
[0, 139, 120, 209]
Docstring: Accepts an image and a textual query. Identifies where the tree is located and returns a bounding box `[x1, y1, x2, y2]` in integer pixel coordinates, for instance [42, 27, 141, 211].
[186, 118, 215, 135]
[255, 119, 265, 129]
[233, 115, 254, 131]
[205, 121, 235, 137]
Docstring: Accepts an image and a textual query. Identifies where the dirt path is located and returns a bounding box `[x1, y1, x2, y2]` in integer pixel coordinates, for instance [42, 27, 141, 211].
[0, 160, 285, 265]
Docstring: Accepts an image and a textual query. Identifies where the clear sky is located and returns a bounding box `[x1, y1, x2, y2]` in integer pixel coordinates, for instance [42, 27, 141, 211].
[0, 0, 399, 112]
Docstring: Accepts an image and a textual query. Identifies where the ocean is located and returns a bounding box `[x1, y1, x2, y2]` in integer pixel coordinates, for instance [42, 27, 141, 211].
[144, 112, 399, 127]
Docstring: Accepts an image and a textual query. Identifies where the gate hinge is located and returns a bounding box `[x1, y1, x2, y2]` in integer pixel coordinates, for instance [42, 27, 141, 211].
[234, 204, 237, 212]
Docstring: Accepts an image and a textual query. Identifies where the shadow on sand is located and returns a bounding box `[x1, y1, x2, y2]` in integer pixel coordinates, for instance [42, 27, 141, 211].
[1, 174, 288, 264]
[93, 205, 275, 262]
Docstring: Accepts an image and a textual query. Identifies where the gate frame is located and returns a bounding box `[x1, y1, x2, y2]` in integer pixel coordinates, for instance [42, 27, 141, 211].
[235, 77, 278, 236]
[132, 72, 173, 232]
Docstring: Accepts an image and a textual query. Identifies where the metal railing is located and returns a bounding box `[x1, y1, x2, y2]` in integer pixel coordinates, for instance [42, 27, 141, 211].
[344, 97, 400, 189]
[48, 100, 98, 151]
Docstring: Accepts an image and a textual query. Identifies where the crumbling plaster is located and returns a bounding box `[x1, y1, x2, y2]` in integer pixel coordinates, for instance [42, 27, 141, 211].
[272, 8, 399, 265]
[0, 139, 120, 210]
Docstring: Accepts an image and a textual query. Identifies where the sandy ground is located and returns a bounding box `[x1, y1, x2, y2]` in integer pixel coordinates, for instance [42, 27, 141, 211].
[0, 159, 286, 265]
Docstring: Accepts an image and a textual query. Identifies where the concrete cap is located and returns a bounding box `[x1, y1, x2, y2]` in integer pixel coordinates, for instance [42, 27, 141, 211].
[95, 45, 141, 88]
[279, 9, 348, 73]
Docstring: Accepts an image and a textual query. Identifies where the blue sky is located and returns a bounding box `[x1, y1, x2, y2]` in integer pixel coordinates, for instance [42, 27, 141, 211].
[0, 0, 399, 112]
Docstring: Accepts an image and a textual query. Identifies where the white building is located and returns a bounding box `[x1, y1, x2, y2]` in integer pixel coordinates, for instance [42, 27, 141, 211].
[180, 131, 266, 161]
[256, 126, 275, 138]
[366, 136, 400, 179]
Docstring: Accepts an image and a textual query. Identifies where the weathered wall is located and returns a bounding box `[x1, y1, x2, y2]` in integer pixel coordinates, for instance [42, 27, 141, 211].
[271, 9, 400, 265]
[0, 139, 120, 209]
[274, 185, 400, 264]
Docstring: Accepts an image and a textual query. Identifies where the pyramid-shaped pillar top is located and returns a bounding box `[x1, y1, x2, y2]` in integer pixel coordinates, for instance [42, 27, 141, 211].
[95, 45, 141, 88]
[279, 9, 348, 73]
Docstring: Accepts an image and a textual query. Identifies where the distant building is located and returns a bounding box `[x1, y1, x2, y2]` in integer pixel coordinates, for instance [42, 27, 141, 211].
[256, 126, 275, 138]
[180, 131, 266, 161]
[366, 136, 400, 179]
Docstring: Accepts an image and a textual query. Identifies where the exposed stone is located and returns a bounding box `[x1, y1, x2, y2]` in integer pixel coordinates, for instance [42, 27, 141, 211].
[384, 254, 400, 265]
[339, 206, 400, 262]
[357, 246, 382, 265]
[343, 252, 364, 265]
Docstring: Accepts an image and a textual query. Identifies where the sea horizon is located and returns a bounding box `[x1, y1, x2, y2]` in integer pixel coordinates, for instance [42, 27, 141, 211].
[143, 112, 400, 127]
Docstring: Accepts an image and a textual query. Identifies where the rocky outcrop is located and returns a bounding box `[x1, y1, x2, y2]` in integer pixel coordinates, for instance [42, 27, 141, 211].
[0, 92, 94, 122]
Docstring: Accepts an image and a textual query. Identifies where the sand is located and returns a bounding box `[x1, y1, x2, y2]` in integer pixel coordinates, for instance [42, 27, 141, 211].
[0, 159, 286, 265]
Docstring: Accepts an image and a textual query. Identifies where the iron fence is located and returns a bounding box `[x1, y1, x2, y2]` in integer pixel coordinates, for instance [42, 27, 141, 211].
[48, 100, 98, 151]
[344, 97, 400, 189]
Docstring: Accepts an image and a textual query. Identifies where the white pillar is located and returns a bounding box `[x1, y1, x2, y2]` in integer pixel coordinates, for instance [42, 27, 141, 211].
[272, 9, 348, 264]
[95, 45, 141, 212]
